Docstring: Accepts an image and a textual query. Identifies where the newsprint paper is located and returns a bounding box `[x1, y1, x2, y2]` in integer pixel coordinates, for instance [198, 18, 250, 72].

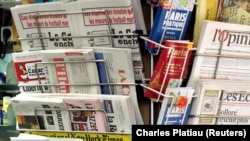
[189, 79, 250, 125]
[40, 48, 101, 94]
[15, 93, 136, 134]
[187, 20, 250, 89]
[10, 2, 74, 51]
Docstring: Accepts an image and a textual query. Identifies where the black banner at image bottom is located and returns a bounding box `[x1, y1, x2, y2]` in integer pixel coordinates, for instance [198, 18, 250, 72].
[132, 125, 250, 140]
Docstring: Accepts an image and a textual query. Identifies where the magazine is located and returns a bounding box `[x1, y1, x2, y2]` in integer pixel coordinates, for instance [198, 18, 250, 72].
[40, 48, 101, 94]
[189, 79, 250, 125]
[11, 96, 72, 131]
[12, 51, 50, 93]
[63, 97, 107, 132]
[187, 20, 250, 89]
[15, 93, 136, 134]
[10, 2, 74, 52]
[193, 0, 219, 47]
[146, 0, 196, 53]
[157, 87, 195, 125]
[217, 0, 250, 25]
[144, 40, 194, 101]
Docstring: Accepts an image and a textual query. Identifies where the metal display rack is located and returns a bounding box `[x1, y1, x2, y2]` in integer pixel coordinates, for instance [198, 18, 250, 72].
[139, 35, 196, 124]
[11, 6, 145, 141]
[139, 0, 197, 124]
[142, 1, 250, 125]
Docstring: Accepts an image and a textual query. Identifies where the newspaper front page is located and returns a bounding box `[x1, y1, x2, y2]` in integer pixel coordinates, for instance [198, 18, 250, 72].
[187, 20, 250, 89]
[189, 80, 250, 125]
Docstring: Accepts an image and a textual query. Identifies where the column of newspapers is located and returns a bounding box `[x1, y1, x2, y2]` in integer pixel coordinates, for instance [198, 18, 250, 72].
[9, 0, 146, 136]
[187, 20, 250, 124]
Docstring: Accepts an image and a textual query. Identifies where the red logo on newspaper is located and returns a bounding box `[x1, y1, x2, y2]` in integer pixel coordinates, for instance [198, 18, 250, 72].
[53, 58, 70, 93]
[14, 60, 45, 82]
